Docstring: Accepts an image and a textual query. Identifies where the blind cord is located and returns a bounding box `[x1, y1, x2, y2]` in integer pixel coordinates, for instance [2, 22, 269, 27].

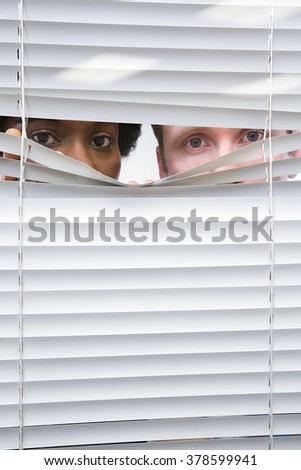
[267, 0, 275, 451]
[18, 0, 27, 451]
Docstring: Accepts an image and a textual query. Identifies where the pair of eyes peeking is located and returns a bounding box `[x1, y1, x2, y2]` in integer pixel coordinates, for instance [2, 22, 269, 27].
[28, 130, 113, 150]
[185, 130, 266, 149]
[28, 128, 265, 151]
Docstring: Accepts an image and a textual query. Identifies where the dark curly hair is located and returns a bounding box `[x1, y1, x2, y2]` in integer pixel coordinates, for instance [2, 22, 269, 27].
[0, 117, 141, 158]
[118, 123, 141, 157]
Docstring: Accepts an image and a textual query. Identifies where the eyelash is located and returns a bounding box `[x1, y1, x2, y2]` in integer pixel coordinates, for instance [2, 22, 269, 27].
[28, 131, 113, 149]
[184, 137, 206, 149]
[241, 130, 265, 142]
[90, 135, 112, 149]
[29, 131, 58, 146]
[184, 131, 266, 149]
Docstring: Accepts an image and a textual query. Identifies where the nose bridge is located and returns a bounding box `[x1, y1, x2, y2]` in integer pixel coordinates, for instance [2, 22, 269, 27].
[62, 138, 91, 164]
[216, 136, 236, 157]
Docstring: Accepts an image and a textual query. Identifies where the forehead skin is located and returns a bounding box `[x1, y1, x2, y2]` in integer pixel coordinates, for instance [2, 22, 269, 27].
[3, 118, 121, 179]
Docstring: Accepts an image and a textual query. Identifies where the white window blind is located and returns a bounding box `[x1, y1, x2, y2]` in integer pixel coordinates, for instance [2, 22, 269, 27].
[0, 0, 301, 450]
[1, 0, 301, 129]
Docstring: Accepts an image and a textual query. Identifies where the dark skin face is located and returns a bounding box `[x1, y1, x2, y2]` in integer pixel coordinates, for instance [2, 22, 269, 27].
[3, 118, 122, 179]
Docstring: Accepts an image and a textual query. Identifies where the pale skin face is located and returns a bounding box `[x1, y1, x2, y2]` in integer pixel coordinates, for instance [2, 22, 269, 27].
[157, 127, 297, 178]
[2, 118, 121, 179]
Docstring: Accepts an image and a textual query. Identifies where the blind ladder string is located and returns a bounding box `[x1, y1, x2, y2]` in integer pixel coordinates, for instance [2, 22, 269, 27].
[267, 0, 275, 451]
[17, 0, 27, 451]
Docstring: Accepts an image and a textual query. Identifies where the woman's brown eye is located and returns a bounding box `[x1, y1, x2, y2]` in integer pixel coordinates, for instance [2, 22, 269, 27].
[91, 135, 112, 149]
[30, 132, 57, 146]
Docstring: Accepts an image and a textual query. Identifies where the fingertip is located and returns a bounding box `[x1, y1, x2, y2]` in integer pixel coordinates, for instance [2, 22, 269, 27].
[5, 128, 22, 137]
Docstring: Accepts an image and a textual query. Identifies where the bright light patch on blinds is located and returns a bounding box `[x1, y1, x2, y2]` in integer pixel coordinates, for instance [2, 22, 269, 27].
[57, 54, 158, 85]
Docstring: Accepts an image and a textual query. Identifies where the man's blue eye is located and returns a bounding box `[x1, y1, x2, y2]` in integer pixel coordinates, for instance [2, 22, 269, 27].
[246, 131, 262, 142]
[187, 138, 203, 148]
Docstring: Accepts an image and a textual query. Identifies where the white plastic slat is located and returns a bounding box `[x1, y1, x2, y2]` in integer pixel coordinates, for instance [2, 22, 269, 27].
[3, 330, 271, 360]
[21, 415, 271, 449]
[0, 351, 271, 383]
